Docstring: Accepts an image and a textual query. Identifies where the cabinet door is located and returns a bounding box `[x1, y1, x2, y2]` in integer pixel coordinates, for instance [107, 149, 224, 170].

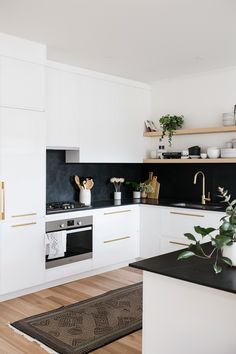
[0, 218, 45, 294]
[159, 207, 224, 255]
[78, 74, 150, 162]
[46, 67, 80, 147]
[140, 205, 161, 258]
[0, 57, 45, 111]
[0, 108, 45, 219]
[93, 206, 139, 268]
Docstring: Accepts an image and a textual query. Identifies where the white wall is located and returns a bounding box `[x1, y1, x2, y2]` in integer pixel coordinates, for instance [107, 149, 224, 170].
[149, 67, 236, 153]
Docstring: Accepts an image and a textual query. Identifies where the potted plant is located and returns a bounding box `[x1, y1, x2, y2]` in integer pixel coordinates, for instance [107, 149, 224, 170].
[126, 181, 142, 199]
[139, 183, 153, 199]
[178, 187, 236, 273]
[126, 181, 154, 199]
[159, 114, 184, 146]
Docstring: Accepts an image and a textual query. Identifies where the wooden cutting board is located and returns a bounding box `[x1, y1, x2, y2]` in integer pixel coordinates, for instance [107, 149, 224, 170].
[148, 175, 160, 199]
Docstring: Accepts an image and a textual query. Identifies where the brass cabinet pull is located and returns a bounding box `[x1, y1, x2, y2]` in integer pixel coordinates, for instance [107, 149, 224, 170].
[12, 212, 37, 218]
[0, 181, 5, 220]
[11, 221, 37, 228]
[169, 240, 189, 246]
[104, 209, 131, 216]
[104, 236, 131, 243]
[170, 211, 204, 218]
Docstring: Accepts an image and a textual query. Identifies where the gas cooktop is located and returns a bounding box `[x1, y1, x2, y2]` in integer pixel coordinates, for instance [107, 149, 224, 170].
[46, 201, 91, 214]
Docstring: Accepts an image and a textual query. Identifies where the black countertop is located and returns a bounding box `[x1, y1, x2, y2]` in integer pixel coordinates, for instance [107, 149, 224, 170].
[130, 245, 236, 294]
[91, 198, 225, 212]
[46, 198, 225, 215]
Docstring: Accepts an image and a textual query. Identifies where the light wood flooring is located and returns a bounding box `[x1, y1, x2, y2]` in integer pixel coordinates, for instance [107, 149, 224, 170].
[0, 267, 143, 353]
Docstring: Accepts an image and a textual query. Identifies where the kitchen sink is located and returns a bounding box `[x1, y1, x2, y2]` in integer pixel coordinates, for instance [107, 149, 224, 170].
[170, 202, 223, 210]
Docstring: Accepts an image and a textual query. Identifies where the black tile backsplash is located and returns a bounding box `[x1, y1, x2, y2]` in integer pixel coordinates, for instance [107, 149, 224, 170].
[143, 163, 236, 203]
[46, 150, 236, 203]
[46, 150, 145, 203]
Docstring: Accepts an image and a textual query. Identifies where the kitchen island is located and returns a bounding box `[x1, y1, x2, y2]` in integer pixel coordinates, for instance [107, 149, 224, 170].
[130, 246, 236, 354]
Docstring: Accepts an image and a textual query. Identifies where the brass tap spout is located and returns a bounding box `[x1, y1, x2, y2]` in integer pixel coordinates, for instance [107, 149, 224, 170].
[193, 171, 211, 205]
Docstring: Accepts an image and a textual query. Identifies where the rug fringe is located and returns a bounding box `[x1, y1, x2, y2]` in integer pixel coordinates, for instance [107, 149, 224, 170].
[8, 324, 58, 354]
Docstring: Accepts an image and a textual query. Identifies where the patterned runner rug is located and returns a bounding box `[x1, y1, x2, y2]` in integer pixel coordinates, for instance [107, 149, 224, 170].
[11, 282, 142, 354]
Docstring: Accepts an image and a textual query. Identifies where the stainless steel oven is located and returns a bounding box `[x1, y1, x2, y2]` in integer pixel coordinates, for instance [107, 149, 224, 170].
[45, 215, 92, 269]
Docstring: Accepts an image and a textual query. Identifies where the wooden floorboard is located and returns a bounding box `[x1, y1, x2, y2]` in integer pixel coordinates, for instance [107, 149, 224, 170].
[0, 267, 143, 353]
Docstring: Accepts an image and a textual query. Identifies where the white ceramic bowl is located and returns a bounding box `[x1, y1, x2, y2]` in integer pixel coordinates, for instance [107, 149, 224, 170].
[200, 153, 207, 159]
[207, 147, 220, 159]
[220, 148, 236, 158]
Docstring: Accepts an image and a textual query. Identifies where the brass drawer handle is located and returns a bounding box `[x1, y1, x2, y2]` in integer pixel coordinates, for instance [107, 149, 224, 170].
[104, 209, 131, 216]
[0, 181, 5, 220]
[12, 212, 37, 218]
[170, 211, 204, 218]
[169, 241, 189, 246]
[104, 236, 131, 243]
[11, 222, 37, 228]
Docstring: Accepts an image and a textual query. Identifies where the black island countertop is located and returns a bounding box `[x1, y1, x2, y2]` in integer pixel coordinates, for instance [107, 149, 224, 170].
[130, 245, 236, 294]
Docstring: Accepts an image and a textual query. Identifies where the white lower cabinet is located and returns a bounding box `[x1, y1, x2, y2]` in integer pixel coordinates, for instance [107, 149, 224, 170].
[159, 207, 224, 255]
[0, 218, 45, 294]
[139, 205, 161, 258]
[93, 206, 139, 268]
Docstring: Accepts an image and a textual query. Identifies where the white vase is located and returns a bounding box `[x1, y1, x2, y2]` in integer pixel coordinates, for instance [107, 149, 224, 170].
[222, 242, 236, 266]
[79, 189, 91, 206]
[114, 191, 121, 200]
[133, 191, 141, 199]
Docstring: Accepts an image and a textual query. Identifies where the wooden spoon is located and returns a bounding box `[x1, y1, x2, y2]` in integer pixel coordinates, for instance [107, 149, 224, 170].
[85, 179, 94, 190]
[74, 175, 83, 190]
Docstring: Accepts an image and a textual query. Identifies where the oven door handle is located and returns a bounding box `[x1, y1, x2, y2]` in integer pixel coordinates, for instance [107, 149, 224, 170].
[65, 226, 92, 234]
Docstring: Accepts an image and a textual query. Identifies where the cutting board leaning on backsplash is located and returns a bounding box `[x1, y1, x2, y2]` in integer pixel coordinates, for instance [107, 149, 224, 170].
[145, 172, 160, 199]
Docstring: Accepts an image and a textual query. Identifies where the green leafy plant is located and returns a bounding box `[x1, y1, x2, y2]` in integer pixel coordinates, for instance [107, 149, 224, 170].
[178, 187, 236, 273]
[159, 114, 184, 146]
[139, 183, 153, 193]
[126, 181, 153, 193]
[126, 181, 141, 191]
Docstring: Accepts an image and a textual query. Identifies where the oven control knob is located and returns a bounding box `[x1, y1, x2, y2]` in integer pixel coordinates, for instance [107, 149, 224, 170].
[77, 221, 82, 226]
[60, 223, 65, 228]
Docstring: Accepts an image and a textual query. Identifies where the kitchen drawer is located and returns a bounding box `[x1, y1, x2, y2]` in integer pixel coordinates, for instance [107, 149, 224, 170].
[94, 206, 139, 240]
[93, 233, 138, 268]
[160, 207, 221, 241]
[158, 237, 190, 255]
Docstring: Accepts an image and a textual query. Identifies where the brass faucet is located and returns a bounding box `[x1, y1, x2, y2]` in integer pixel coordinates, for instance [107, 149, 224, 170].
[193, 171, 211, 205]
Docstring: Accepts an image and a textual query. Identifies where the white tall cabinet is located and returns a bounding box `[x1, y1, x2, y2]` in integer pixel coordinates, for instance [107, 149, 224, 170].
[0, 34, 46, 294]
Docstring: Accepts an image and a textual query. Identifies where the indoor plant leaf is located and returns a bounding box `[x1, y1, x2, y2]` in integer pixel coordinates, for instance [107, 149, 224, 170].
[213, 262, 222, 274]
[221, 256, 233, 267]
[194, 226, 215, 237]
[177, 250, 195, 260]
[184, 233, 196, 242]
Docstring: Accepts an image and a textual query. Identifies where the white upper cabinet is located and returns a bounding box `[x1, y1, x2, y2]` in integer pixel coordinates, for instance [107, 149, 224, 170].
[0, 57, 45, 111]
[46, 61, 150, 162]
[0, 33, 46, 111]
[46, 65, 80, 147]
[78, 75, 150, 162]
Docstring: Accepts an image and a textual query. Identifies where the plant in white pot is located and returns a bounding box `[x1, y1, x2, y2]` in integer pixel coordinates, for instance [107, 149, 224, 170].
[126, 181, 142, 199]
[178, 187, 236, 273]
[126, 181, 154, 199]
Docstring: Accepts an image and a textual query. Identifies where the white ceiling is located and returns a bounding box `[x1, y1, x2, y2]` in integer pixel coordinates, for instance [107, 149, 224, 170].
[0, 0, 236, 83]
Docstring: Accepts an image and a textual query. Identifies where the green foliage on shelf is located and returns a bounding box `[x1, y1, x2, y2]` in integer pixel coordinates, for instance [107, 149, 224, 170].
[159, 114, 184, 146]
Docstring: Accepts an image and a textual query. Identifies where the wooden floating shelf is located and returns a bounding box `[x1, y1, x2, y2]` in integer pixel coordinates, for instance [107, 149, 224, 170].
[144, 158, 236, 164]
[144, 126, 236, 137]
